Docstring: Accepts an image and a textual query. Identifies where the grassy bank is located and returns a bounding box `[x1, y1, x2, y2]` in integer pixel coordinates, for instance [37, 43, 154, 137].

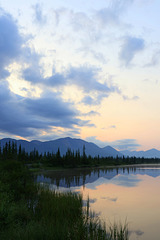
[0, 159, 129, 240]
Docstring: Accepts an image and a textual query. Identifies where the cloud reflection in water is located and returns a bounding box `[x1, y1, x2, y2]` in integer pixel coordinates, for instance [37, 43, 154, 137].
[86, 174, 141, 190]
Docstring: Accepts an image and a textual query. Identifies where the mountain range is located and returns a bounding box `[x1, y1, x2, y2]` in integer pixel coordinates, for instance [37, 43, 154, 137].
[0, 137, 122, 158]
[121, 149, 160, 158]
[1, 137, 160, 158]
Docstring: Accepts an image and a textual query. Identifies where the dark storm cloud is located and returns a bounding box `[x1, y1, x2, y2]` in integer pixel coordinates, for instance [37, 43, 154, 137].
[0, 10, 23, 79]
[119, 36, 145, 66]
[0, 82, 88, 137]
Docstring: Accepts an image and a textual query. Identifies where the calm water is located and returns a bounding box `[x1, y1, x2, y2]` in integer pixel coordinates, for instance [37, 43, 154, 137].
[36, 165, 160, 240]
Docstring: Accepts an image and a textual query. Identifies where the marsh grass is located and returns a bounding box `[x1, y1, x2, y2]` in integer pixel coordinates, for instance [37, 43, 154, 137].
[108, 221, 129, 240]
[82, 198, 129, 240]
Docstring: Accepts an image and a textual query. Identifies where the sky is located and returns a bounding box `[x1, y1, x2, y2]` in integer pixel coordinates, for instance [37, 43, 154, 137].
[0, 0, 160, 151]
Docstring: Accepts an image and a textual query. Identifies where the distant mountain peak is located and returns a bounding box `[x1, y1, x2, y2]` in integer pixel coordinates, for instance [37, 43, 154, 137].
[121, 148, 160, 158]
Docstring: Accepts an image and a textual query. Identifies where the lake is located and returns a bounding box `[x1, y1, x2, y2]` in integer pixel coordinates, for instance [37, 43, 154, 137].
[36, 165, 160, 240]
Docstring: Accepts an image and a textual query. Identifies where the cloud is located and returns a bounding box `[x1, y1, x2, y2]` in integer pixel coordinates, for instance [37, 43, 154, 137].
[144, 50, 160, 67]
[81, 96, 96, 105]
[111, 174, 141, 187]
[86, 174, 141, 189]
[129, 229, 144, 237]
[119, 36, 145, 66]
[109, 125, 116, 129]
[0, 8, 41, 83]
[0, 10, 23, 79]
[52, 0, 134, 35]
[0, 82, 88, 138]
[134, 230, 144, 236]
[23, 65, 66, 86]
[95, 0, 134, 28]
[22, 64, 120, 105]
[70, 10, 93, 32]
[143, 78, 159, 85]
[67, 66, 106, 92]
[24, 94, 78, 126]
[68, 67, 118, 93]
[32, 3, 47, 25]
[0, 69, 10, 79]
[37, 129, 81, 142]
[83, 111, 100, 117]
[110, 0, 134, 14]
[67, 66, 120, 105]
[95, 8, 120, 27]
[23, 65, 43, 84]
[123, 95, 139, 101]
[101, 196, 118, 202]
[85, 136, 140, 150]
[111, 139, 141, 151]
[0, 7, 101, 139]
[52, 8, 62, 26]
[83, 198, 97, 206]
[49, 2, 133, 66]
[81, 94, 108, 106]
[85, 136, 107, 147]
[78, 47, 107, 64]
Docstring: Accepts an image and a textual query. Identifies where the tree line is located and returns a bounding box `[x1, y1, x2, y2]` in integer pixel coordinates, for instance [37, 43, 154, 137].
[1, 141, 160, 168]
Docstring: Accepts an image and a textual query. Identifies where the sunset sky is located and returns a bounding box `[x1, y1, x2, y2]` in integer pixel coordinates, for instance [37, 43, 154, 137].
[0, 0, 160, 151]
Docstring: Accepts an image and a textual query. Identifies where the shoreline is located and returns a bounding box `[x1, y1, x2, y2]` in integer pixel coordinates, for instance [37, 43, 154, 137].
[32, 163, 160, 174]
